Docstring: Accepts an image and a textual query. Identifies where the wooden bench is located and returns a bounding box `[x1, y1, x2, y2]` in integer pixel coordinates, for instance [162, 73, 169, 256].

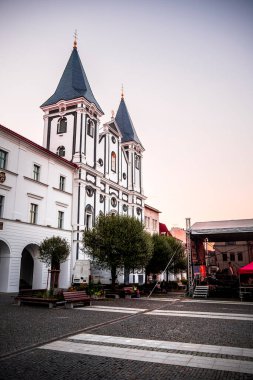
[17, 296, 58, 309]
[105, 293, 120, 299]
[63, 291, 91, 308]
[17, 288, 46, 297]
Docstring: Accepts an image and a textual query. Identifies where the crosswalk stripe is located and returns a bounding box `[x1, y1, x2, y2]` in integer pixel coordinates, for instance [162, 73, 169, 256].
[146, 310, 253, 321]
[182, 300, 253, 305]
[67, 333, 253, 358]
[76, 306, 146, 314]
[40, 338, 253, 374]
[75, 305, 253, 320]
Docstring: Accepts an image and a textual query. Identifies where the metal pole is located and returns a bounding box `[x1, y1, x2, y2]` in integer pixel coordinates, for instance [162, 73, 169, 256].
[147, 245, 181, 298]
[186, 218, 193, 296]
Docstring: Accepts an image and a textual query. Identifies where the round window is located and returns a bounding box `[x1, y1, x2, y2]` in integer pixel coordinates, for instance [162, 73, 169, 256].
[123, 204, 128, 212]
[137, 207, 142, 215]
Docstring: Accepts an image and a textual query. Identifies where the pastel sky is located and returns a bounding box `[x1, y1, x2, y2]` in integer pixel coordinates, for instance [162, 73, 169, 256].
[1, 0, 253, 229]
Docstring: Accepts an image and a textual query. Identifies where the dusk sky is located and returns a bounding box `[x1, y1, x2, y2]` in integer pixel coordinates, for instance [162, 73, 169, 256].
[1, 0, 253, 229]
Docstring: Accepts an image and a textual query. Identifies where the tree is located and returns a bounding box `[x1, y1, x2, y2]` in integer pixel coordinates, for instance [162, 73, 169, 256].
[83, 214, 153, 287]
[38, 236, 70, 288]
[146, 234, 186, 281]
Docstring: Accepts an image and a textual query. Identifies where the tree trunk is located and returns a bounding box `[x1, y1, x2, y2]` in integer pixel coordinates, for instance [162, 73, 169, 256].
[111, 266, 117, 289]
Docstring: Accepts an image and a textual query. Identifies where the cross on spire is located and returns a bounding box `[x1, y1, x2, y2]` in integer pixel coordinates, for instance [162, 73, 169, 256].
[73, 30, 78, 48]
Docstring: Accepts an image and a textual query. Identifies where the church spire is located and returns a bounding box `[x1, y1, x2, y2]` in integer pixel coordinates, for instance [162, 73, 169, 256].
[41, 42, 103, 114]
[115, 93, 143, 148]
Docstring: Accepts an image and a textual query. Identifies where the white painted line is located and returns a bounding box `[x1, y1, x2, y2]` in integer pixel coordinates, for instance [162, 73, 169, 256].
[40, 340, 253, 374]
[146, 310, 253, 321]
[76, 306, 146, 314]
[67, 333, 253, 358]
[141, 298, 180, 302]
[148, 309, 253, 318]
[182, 300, 253, 305]
[85, 305, 147, 312]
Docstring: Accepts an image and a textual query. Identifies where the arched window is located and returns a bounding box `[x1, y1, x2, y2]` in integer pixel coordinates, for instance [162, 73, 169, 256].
[87, 119, 94, 137]
[111, 151, 116, 172]
[135, 154, 140, 169]
[57, 117, 67, 134]
[57, 146, 65, 157]
[85, 204, 93, 230]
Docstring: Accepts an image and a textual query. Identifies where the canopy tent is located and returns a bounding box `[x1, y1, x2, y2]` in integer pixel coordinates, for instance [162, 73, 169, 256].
[239, 261, 253, 274]
[190, 219, 253, 242]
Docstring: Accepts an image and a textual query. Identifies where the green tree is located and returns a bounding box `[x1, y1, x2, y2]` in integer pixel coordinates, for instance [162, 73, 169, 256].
[146, 234, 186, 280]
[83, 214, 153, 287]
[38, 236, 70, 288]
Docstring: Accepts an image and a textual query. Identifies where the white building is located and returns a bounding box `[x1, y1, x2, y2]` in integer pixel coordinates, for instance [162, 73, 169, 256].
[0, 39, 146, 292]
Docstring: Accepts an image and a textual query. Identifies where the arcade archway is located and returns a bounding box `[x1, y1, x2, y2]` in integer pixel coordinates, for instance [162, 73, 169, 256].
[0, 240, 11, 292]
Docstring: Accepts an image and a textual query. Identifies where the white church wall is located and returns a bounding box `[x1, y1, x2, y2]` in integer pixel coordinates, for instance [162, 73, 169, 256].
[49, 114, 75, 160]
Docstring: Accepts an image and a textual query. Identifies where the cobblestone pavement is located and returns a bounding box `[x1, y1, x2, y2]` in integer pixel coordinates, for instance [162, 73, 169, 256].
[1, 294, 253, 380]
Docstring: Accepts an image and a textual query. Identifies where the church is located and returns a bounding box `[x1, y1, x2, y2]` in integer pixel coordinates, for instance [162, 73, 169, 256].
[0, 38, 146, 292]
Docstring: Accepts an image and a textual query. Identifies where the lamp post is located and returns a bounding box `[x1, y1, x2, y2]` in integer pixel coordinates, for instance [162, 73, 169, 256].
[186, 218, 193, 296]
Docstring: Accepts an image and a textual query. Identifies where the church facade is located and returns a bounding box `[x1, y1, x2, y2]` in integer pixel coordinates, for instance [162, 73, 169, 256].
[0, 40, 146, 292]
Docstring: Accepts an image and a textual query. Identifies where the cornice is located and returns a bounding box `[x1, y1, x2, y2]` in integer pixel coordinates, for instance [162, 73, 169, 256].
[24, 176, 48, 187]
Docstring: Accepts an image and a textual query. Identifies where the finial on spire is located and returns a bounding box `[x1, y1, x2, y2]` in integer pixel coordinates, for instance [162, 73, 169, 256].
[111, 110, 115, 119]
[73, 30, 78, 48]
[121, 84, 124, 99]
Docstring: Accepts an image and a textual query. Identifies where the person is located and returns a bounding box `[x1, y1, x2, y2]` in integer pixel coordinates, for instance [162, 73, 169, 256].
[228, 262, 234, 275]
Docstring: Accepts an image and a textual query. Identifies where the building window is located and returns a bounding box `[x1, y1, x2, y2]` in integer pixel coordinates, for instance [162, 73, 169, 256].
[86, 214, 92, 230]
[111, 152, 116, 172]
[87, 119, 94, 137]
[57, 117, 67, 134]
[33, 164, 40, 181]
[59, 176, 65, 191]
[237, 252, 243, 261]
[0, 195, 4, 217]
[30, 203, 38, 224]
[222, 253, 227, 262]
[0, 150, 7, 169]
[58, 211, 64, 229]
[230, 253, 235, 261]
[152, 219, 157, 230]
[86, 186, 94, 197]
[135, 155, 140, 169]
[145, 216, 150, 228]
[123, 204, 128, 212]
[111, 197, 117, 207]
[57, 146, 65, 157]
[98, 158, 103, 166]
[85, 205, 93, 230]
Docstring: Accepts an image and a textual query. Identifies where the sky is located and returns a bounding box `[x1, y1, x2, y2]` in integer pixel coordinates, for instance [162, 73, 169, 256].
[1, 0, 253, 229]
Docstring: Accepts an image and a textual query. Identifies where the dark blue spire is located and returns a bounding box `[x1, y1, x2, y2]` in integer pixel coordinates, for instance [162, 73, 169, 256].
[115, 97, 142, 146]
[41, 47, 103, 114]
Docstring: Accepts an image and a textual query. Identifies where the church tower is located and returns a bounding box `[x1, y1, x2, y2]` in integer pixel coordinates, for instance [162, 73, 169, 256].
[40, 36, 103, 166]
[40, 37, 146, 283]
[115, 91, 144, 196]
[40, 37, 104, 264]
